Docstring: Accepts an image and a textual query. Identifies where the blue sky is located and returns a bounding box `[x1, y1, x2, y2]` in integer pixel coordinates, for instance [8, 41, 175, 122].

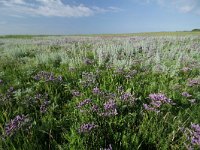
[0, 0, 200, 35]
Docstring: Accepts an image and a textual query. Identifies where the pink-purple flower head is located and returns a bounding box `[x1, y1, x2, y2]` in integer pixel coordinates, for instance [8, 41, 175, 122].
[149, 93, 172, 103]
[78, 123, 98, 133]
[188, 78, 200, 87]
[189, 123, 200, 146]
[104, 99, 116, 111]
[71, 90, 81, 97]
[77, 98, 92, 109]
[92, 87, 100, 95]
[99, 99, 118, 117]
[5, 115, 27, 136]
[182, 92, 192, 98]
[144, 93, 175, 113]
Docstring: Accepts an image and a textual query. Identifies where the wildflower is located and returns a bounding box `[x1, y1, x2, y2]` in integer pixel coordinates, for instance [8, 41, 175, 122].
[33, 71, 62, 82]
[104, 99, 116, 111]
[91, 104, 99, 112]
[40, 100, 50, 113]
[71, 90, 81, 97]
[188, 78, 200, 87]
[182, 92, 192, 98]
[99, 99, 118, 117]
[77, 99, 92, 108]
[5, 115, 27, 136]
[92, 87, 100, 95]
[78, 123, 97, 133]
[120, 92, 136, 105]
[143, 93, 174, 113]
[190, 123, 200, 146]
[149, 93, 172, 104]
[143, 104, 160, 113]
[0, 79, 3, 84]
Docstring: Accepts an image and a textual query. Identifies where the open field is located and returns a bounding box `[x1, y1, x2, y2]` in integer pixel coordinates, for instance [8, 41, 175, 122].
[0, 32, 200, 149]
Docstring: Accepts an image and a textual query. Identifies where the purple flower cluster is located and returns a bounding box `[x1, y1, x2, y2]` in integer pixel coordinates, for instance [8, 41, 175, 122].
[104, 99, 116, 111]
[149, 93, 172, 104]
[143, 93, 174, 112]
[77, 99, 92, 108]
[0, 79, 3, 84]
[71, 90, 81, 97]
[182, 92, 192, 98]
[34, 71, 62, 82]
[5, 115, 27, 136]
[78, 123, 98, 133]
[91, 104, 99, 112]
[92, 87, 100, 95]
[120, 92, 135, 104]
[40, 100, 50, 113]
[188, 123, 200, 147]
[188, 78, 200, 87]
[99, 99, 118, 117]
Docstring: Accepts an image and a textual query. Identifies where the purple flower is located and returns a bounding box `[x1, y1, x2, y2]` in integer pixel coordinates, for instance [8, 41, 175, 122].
[104, 99, 116, 111]
[182, 92, 192, 98]
[99, 99, 118, 117]
[78, 123, 97, 133]
[40, 100, 50, 113]
[33, 71, 62, 82]
[144, 93, 174, 113]
[92, 87, 100, 95]
[120, 92, 132, 101]
[5, 115, 27, 136]
[72, 90, 81, 97]
[77, 99, 92, 108]
[143, 104, 160, 113]
[189, 123, 200, 146]
[0, 79, 3, 84]
[149, 93, 172, 104]
[188, 78, 199, 87]
[91, 104, 99, 112]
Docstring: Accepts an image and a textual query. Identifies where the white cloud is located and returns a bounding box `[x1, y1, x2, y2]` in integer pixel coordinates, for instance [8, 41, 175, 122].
[0, 0, 119, 17]
[137, 0, 200, 15]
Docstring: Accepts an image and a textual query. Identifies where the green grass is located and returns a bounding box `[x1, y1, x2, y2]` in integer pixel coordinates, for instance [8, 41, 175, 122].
[0, 33, 200, 149]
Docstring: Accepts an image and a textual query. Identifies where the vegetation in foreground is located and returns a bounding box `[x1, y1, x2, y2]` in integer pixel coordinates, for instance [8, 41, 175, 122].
[0, 34, 200, 149]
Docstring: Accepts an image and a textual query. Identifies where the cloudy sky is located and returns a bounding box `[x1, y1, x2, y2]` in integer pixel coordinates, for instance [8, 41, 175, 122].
[0, 0, 200, 34]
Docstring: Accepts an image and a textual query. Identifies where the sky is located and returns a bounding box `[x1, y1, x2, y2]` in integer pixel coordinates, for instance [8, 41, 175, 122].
[0, 0, 200, 35]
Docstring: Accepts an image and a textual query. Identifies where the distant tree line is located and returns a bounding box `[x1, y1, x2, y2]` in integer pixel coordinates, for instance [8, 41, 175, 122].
[192, 29, 200, 32]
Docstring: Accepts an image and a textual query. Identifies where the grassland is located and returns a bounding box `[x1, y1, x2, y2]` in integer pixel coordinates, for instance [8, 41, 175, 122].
[0, 32, 200, 149]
